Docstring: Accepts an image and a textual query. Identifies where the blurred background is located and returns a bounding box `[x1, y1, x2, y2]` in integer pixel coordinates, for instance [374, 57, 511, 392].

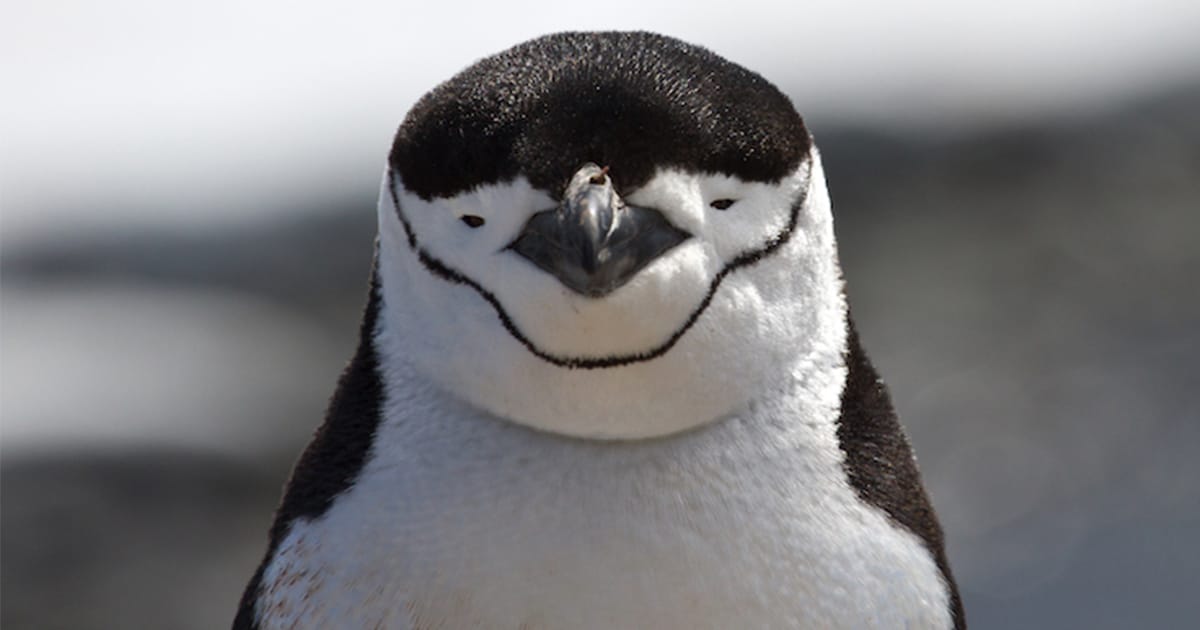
[3, 1, 1198, 627]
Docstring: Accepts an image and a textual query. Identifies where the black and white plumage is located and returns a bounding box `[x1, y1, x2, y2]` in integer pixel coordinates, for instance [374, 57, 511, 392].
[235, 31, 963, 629]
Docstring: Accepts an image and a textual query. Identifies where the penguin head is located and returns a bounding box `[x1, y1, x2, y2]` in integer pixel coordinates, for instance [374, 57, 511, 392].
[377, 32, 846, 439]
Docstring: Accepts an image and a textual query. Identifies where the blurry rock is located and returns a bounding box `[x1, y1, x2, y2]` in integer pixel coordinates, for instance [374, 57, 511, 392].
[1, 450, 286, 630]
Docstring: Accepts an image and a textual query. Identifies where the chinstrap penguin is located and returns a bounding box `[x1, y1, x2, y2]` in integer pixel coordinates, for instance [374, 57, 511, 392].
[235, 31, 964, 629]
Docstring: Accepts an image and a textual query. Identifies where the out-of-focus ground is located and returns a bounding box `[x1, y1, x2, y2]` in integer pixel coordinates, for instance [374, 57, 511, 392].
[3, 77, 1199, 630]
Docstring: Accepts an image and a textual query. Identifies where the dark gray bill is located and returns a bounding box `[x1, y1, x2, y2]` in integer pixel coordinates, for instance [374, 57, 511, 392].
[508, 164, 690, 297]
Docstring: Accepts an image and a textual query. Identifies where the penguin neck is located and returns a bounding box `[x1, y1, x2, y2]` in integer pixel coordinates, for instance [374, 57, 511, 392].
[374, 234, 848, 440]
[366, 269, 852, 453]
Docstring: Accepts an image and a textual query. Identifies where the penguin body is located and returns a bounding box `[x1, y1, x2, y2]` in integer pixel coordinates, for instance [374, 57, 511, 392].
[236, 32, 963, 629]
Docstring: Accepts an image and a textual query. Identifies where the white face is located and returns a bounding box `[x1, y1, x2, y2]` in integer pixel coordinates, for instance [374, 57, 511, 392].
[376, 150, 845, 439]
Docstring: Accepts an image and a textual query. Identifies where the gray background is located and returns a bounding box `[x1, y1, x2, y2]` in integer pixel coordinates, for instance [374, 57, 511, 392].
[3, 2, 1198, 628]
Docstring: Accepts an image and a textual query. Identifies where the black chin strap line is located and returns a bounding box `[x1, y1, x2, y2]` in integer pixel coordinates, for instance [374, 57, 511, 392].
[384, 161, 810, 370]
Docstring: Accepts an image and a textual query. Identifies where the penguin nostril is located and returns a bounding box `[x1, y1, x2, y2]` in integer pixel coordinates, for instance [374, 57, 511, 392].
[589, 166, 611, 185]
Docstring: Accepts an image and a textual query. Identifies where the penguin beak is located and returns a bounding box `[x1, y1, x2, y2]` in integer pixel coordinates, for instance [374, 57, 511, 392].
[508, 163, 690, 297]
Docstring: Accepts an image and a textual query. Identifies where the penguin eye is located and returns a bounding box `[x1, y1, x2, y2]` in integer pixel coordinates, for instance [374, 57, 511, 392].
[710, 199, 736, 210]
[460, 215, 486, 228]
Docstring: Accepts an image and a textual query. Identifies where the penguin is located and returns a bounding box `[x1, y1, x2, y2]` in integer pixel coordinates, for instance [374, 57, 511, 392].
[234, 31, 964, 629]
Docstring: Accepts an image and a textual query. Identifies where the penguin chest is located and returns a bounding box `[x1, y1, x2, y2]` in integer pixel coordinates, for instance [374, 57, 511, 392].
[255, 427, 953, 630]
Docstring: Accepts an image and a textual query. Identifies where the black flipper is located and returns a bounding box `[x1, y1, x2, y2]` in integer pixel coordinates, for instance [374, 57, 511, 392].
[836, 317, 966, 629]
